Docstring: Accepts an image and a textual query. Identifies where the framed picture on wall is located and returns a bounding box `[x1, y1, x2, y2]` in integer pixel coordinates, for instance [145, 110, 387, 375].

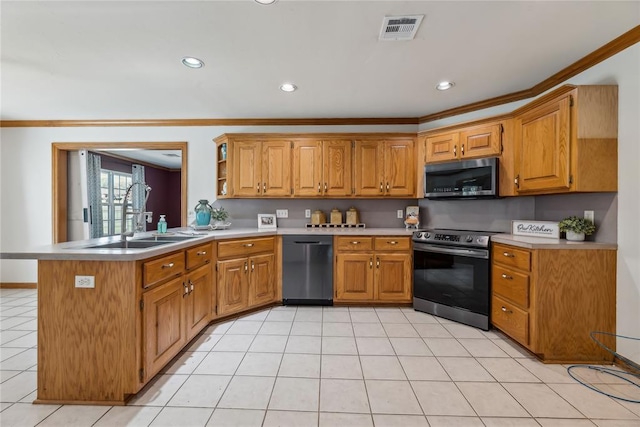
[257, 214, 277, 229]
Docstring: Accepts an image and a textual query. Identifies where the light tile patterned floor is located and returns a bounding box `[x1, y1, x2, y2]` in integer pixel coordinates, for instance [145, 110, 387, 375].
[1, 288, 638, 426]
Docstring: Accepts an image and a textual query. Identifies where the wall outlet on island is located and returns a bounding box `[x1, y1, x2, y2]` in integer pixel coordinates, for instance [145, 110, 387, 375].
[75, 275, 95, 289]
[397, 210, 404, 219]
[276, 209, 289, 218]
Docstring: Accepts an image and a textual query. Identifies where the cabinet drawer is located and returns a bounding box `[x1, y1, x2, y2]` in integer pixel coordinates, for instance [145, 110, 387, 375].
[374, 237, 411, 251]
[492, 265, 529, 308]
[336, 237, 373, 251]
[186, 243, 213, 270]
[143, 252, 185, 289]
[492, 244, 531, 271]
[218, 237, 274, 259]
[491, 295, 529, 346]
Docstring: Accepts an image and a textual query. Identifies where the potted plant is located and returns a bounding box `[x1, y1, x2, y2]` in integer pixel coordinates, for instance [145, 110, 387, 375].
[558, 216, 596, 241]
[210, 206, 229, 226]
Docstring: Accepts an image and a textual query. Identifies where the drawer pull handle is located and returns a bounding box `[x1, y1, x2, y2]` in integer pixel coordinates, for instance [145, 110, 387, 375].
[453, 145, 457, 156]
[350, 241, 360, 245]
[263, 183, 266, 192]
[501, 306, 513, 314]
[244, 261, 248, 272]
[183, 282, 189, 297]
[190, 282, 194, 293]
[386, 182, 390, 192]
[257, 182, 260, 193]
[324, 183, 327, 192]
[501, 273, 513, 280]
[197, 251, 207, 256]
[376, 257, 380, 268]
[251, 260, 255, 271]
[503, 252, 515, 258]
[369, 258, 373, 269]
[387, 241, 398, 245]
[380, 182, 383, 192]
[162, 262, 175, 269]
[461, 144, 465, 156]
[243, 243, 254, 247]
[318, 183, 321, 193]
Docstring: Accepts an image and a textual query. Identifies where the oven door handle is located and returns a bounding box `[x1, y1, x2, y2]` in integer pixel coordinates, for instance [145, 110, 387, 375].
[414, 243, 489, 259]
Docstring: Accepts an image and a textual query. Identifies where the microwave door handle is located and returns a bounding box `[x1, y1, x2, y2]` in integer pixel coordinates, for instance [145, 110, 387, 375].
[414, 244, 489, 259]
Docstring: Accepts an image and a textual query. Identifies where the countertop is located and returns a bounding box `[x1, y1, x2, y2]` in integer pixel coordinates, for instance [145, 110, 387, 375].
[491, 233, 618, 250]
[1, 227, 419, 261]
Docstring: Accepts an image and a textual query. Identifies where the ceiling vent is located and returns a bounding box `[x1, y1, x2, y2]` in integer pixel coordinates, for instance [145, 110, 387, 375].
[379, 15, 424, 41]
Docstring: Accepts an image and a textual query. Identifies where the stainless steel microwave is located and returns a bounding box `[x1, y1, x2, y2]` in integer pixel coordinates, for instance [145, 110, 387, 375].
[424, 157, 499, 199]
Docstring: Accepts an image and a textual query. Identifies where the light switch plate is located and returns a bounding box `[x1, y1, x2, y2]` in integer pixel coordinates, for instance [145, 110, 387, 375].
[584, 210, 595, 223]
[276, 209, 288, 218]
[397, 210, 404, 219]
[75, 275, 95, 288]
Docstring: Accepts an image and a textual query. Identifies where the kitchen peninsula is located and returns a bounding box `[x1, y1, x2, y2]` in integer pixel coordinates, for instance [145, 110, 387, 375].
[5, 227, 414, 405]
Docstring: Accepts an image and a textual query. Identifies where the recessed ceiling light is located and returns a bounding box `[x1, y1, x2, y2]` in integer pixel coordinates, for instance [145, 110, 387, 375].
[181, 57, 204, 68]
[435, 81, 455, 91]
[280, 83, 297, 92]
[255, 0, 277, 4]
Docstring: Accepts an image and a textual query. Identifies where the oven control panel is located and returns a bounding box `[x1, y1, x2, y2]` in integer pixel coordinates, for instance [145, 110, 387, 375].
[412, 230, 492, 248]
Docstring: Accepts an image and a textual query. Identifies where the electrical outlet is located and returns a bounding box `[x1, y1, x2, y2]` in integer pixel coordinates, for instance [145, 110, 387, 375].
[75, 275, 95, 289]
[584, 210, 595, 223]
[276, 209, 288, 218]
[397, 210, 404, 219]
[305, 209, 311, 218]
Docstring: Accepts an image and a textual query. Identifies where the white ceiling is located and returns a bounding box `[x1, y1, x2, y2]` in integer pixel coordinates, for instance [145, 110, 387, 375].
[96, 148, 182, 169]
[1, 1, 639, 121]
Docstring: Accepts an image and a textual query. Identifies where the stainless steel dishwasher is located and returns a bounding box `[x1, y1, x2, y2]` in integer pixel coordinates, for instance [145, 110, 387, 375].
[282, 235, 333, 305]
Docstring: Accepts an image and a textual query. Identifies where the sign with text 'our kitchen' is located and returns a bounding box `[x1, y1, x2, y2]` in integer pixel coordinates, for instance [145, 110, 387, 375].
[512, 220, 560, 239]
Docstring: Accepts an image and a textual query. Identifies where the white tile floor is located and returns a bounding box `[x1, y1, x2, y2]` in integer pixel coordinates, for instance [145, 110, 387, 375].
[1, 288, 638, 426]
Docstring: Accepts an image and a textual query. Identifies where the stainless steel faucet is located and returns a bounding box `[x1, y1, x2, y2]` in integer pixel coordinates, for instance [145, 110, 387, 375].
[121, 182, 152, 241]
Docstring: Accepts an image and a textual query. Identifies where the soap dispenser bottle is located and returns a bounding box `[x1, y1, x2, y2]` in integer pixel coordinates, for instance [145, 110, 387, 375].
[158, 215, 167, 233]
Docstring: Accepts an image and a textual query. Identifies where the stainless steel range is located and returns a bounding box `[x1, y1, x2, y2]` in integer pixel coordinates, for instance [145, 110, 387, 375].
[412, 229, 494, 330]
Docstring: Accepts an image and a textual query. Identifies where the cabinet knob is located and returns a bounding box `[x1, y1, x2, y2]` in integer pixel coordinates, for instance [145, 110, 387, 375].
[461, 144, 465, 155]
[376, 258, 380, 268]
[380, 182, 383, 192]
[514, 174, 520, 189]
[501, 306, 513, 314]
[318, 183, 321, 193]
[244, 261, 248, 272]
[453, 145, 457, 156]
[324, 183, 327, 192]
[263, 183, 266, 192]
[257, 182, 260, 193]
[501, 273, 513, 280]
[386, 182, 390, 192]
[161, 262, 174, 269]
[251, 260, 255, 272]
[369, 258, 373, 269]
[503, 252, 515, 258]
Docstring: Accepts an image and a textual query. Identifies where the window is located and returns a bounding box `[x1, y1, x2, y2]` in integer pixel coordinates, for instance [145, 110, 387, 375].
[100, 170, 133, 236]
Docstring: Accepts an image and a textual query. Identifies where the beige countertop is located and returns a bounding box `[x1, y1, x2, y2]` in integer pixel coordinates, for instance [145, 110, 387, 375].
[1, 227, 419, 261]
[491, 233, 617, 250]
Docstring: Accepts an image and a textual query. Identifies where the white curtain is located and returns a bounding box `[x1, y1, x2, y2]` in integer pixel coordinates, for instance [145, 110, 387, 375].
[86, 152, 103, 238]
[132, 164, 146, 231]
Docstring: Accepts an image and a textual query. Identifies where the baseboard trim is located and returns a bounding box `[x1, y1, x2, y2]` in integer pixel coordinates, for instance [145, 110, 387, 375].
[0, 282, 37, 289]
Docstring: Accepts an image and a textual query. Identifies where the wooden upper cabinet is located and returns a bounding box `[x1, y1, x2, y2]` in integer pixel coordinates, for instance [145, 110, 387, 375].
[292, 139, 352, 197]
[354, 138, 414, 197]
[425, 124, 501, 163]
[425, 132, 459, 163]
[513, 85, 618, 195]
[292, 140, 323, 196]
[514, 95, 571, 192]
[231, 139, 291, 197]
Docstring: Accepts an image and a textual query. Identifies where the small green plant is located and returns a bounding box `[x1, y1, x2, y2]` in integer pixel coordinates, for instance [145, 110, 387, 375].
[558, 216, 596, 235]
[211, 206, 229, 222]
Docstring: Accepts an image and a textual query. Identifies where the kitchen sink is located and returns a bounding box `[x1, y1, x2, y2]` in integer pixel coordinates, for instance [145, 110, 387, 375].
[82, 240, 172, 249]
[138, 235, 199, 242]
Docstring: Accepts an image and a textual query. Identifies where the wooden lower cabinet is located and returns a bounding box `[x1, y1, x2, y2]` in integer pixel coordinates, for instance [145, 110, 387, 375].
[334, 236, 412, 303]
[142, 276, 187, 382]
[491, 242, 616, 363]
[185, 264, 213, 341]
[217, 237, 276, 316]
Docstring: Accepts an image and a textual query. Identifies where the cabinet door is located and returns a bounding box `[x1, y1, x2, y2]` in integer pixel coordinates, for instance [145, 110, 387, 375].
[217, 258, 249, 316]
[323, 140, 352, 197]
[233, 141, 262, 196]
[375, 253, 412, 302]
[335, 253, 374, 301]
[293, 140, 323, 196]
[249, 253, 275, 307]
[143, 276, 186, 381]
[459, 124, 501, 159]
[354, 140, 384, 196]
[384, 139, 414, 196]
[262, 140, 292, 197]
[185, 265, 212, 341]
[425, 132, 459, 163]
[515, 95, 571, 192]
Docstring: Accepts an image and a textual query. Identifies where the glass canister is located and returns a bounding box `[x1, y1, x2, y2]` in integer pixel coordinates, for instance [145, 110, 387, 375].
[194, 199, 214, 226]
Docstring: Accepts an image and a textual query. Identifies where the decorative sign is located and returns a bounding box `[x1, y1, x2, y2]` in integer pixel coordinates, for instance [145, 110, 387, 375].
[512, 220, 559, 239]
